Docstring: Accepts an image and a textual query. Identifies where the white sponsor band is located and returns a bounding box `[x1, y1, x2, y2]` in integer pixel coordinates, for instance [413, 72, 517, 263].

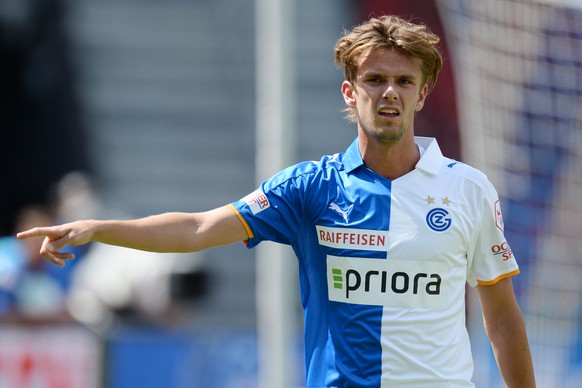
[316, 225, 389, 251]
[327, 255, 449, 308]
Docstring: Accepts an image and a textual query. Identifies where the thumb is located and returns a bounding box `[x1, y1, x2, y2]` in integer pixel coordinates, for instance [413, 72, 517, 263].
[47, 233, 74, 253]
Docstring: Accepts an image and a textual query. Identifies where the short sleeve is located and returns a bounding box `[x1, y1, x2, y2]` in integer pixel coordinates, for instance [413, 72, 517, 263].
[230, 165, 309, 249]
[466, 179, 520, 287]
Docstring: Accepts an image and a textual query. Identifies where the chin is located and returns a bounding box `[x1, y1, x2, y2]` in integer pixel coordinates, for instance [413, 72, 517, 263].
[374, 128, 407, 145]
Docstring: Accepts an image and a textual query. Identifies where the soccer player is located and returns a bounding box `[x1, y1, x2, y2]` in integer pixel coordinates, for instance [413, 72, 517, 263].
[17, 15, 535, 387]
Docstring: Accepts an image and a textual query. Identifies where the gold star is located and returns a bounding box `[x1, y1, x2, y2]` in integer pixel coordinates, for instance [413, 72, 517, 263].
[442, 197, 451, 206]
[425, 195, 435, 205]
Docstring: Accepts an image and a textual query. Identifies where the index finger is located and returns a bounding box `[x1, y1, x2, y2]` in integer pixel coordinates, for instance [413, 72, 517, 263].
[16, 226, 61, 240]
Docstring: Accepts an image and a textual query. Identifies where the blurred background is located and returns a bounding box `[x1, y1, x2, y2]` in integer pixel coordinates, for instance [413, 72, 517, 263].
[0, 0, 580, 387]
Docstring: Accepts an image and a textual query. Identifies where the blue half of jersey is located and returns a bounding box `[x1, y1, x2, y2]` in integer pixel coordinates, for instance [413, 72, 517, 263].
[232, 138, 396, 387]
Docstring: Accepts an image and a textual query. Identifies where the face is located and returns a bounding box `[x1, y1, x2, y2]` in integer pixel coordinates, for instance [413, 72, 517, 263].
[341, 48, 429, 146]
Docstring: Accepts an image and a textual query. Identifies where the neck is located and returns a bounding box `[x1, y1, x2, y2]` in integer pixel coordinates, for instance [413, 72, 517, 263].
[358, 134, 420, 180]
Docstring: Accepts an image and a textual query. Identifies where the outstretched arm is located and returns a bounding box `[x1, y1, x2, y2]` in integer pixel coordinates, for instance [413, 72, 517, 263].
[476, 277, 536, 387]
[16, 205, 249, 267]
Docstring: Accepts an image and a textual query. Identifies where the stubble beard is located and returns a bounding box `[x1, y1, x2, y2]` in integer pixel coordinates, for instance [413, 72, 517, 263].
[365, 121, 409, 147]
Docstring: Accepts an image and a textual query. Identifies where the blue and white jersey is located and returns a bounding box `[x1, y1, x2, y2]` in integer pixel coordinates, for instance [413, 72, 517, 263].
[230, 137, 519, 387]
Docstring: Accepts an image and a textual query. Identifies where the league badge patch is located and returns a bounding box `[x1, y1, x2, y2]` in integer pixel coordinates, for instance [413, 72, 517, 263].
[243, 190, 270, 215]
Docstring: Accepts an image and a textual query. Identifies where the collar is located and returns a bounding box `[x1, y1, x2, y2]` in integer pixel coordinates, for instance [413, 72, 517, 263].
[343, 137, 364, 173]
[414, 136, 444, 175]
[342, 136, 444, 176]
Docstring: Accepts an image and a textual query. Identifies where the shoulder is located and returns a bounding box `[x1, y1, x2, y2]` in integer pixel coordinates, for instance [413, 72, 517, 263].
[263, 153, 346, 190]
[440, 158, 498, 200]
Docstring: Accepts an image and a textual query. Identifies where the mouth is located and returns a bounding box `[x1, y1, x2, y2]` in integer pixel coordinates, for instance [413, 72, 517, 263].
[379, 107, 400, 117]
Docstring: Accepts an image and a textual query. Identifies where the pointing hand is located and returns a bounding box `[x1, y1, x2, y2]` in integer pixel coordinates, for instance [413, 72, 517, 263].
[16, 221, 95, 267]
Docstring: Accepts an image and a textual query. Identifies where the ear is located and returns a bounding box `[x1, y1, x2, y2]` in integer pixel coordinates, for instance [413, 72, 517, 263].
[415, 84, 430, 112]
[341, 80, 357, 108]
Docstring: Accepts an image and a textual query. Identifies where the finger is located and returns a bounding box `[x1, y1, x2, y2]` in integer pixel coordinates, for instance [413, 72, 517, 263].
[45, 254, 66, 267]
[17, 227, 60, 240]
[47, 247, 76, 260]
[40, 238, 75, 267]
[41, 246, 66, 267]
[49, 251, 76, 263]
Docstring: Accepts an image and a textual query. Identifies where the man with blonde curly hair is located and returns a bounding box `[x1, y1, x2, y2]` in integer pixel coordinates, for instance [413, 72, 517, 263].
[335, 15, 443, 123]
[18, 15, 535, 387]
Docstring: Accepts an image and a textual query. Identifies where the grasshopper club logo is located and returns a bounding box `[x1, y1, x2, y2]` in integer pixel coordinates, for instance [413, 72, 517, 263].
[426, 208, 452, 232]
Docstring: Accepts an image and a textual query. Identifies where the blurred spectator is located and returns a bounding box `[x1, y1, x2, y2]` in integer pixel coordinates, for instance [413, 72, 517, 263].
[0, 172, 100, 323]
[0, 171, 207, 330]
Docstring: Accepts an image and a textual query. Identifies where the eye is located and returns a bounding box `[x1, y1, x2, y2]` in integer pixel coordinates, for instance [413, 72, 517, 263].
[366, 76, 382, 83]
[362, 74, 383, 83]
[399, 75, 420, 85]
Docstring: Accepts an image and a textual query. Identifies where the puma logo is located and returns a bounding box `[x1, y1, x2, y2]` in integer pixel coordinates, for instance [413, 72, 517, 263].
[329, 202, 353, 223]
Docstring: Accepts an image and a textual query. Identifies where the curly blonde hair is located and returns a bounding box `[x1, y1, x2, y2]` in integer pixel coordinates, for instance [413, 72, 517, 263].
[334, 15, 443, 122]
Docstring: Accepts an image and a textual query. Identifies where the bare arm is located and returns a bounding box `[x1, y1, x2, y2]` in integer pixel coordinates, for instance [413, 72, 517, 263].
[16, 205, 249, 267]
[476, 277, 536, 387]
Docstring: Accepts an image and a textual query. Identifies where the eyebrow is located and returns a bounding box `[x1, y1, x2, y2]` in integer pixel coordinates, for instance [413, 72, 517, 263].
[359, 71, 419, 80]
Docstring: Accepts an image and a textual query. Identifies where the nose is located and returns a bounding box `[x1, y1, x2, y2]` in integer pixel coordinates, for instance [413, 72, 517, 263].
[382, 82, 398, 100]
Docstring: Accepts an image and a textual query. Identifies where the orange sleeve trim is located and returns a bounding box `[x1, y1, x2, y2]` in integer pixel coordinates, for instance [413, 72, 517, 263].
[477, 269, 520, 286]
[227, 204, 254, 239]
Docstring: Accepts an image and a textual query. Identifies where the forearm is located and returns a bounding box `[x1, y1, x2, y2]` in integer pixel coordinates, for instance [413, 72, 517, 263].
[486, 309, 536, 387]
[18, 205, 248, 266]
[91, 212, 203, 253]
